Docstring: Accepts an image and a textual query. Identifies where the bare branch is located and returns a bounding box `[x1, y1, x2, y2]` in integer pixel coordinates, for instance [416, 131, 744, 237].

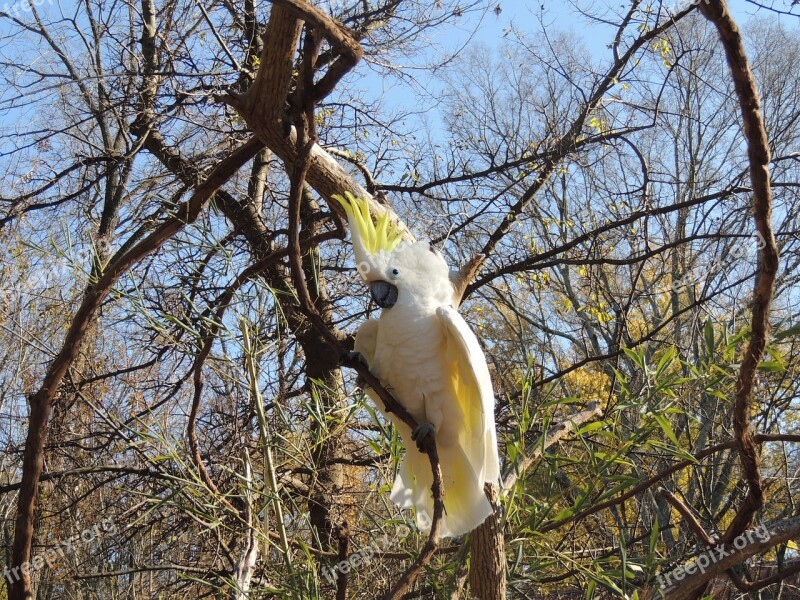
[698, 0, 780, 544]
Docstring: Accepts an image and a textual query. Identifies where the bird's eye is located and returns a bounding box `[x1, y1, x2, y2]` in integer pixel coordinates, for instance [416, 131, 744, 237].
[391, 268, 400, 277]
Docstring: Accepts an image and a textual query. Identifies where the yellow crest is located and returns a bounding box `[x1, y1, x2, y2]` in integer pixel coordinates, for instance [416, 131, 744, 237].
[332, 191, 403, 256]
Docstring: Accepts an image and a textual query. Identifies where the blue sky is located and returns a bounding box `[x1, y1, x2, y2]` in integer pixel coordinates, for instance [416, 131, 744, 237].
[349, 0, 800, 141]
[2, 0, 798, 154]
[469, 0, 799, 48]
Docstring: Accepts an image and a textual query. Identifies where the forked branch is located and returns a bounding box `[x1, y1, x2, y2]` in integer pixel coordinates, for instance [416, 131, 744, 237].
[270, 22, 445, 600]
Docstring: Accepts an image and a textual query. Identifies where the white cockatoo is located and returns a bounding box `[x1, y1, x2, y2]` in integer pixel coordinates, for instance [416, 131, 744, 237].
[334, 191, 500, 538]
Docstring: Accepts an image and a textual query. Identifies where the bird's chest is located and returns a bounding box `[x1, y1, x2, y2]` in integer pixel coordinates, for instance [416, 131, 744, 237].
[371, 308, 446, 410]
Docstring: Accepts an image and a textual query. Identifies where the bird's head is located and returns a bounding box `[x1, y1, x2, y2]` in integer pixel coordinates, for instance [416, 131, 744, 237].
[334, 192, 453, 309]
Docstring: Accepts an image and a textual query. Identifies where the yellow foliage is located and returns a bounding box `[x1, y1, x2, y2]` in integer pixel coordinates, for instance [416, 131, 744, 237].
[585, 303, 613, 324]
[652, 38, 672, 58]
[315, 107, 335, 127]
[561, 365, 611, 402]
[589, 115, 608, 133]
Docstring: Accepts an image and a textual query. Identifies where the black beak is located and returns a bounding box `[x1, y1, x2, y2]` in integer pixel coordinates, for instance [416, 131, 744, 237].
[370, 281, 398, 309]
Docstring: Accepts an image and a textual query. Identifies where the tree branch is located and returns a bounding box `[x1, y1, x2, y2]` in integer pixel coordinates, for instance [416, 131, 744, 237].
[698, 0, 780, 545]
[503, 401, 602, 492]
[643, 514, 800, 600]
[8, 137, 262, 599]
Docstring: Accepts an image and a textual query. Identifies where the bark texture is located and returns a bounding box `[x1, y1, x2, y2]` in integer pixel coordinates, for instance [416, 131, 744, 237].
[697, 0, 780, 541]
[469, 483, 506, 599]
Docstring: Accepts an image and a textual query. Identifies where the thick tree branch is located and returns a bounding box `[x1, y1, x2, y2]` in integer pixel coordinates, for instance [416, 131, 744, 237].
[698, 0, 780, 545]
[222, 1, 402, 230]
[643, 514, 800, 600]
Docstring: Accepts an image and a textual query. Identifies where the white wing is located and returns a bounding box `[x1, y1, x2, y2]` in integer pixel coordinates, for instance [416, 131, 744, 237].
[354, 317, 380, 366]
[436, 305, 500, 484]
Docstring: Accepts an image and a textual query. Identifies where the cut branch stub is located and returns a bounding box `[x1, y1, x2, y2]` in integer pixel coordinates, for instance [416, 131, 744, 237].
[451, 254, 486, 308]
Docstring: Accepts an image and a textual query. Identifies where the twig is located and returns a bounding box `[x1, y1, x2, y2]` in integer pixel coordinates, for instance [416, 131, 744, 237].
[194, 0, 242, 72]
[476, 5, 697, 262]
[660, 490, 714, 546]
[242, 321, 293, 573]
[231, 450, 259, 599]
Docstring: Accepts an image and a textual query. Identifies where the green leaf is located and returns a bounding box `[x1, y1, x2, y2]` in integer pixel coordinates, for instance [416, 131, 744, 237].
[647, 439, 698, 462]
[725, 326, 751, 351]
[623, 346, 646, 370]
[620, 539, 628, 590]
[775, 322, 800, 340]
[649, 518, 660, 554]
[577, 421, 608, 435]
[597, 480, 640, 501]
[653, 413, 679, 447]
[553, 507, 574, 521]
[758, 360, 785, 372]
[655, 347, 677, 378]
[704, 319, 715, 358]
[511, 542, 523, 574]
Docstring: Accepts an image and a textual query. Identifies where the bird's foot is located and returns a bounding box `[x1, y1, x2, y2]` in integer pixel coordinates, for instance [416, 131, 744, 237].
[411, 422, 436, 453]
[342, 351, 371, 389]
[342, 350, 369, 368]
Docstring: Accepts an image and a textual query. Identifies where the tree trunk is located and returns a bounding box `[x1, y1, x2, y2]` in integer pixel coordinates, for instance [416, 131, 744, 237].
[469, 483, 505, 599]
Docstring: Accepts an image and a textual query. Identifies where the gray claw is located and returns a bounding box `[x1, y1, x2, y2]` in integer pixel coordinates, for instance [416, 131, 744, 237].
[343, 351, 371, 389]
[345, 350, 369, 367]
[411, 422, 436, 452]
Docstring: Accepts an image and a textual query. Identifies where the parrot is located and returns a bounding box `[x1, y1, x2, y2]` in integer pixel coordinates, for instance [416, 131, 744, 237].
[333, 191, 501, 538]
